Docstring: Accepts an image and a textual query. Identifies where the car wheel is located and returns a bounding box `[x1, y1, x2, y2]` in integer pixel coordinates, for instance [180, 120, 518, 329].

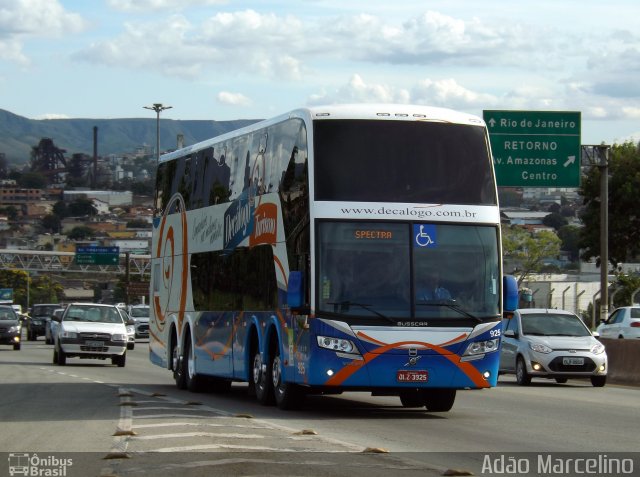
[13, 343, 20, 351]
[53, 348, 58, 364]
[591, 375, 606, 387]
[56, 346, 66, 366]
[516, 357, 531, 385]
[272, 345, 305, 410]
[112, 353, 126, 367]
[423, 389, 456, 412]
[127, 342, 135, 350]
[555, 378, 568, 384]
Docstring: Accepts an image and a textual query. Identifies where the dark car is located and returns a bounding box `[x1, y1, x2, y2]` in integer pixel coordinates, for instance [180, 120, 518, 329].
[27, 304, 60, 341]
[0, 305, 22, 350]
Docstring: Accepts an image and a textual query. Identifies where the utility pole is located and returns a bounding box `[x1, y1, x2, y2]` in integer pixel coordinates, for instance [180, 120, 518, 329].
[143, 103, 172, 164]
[597, 145, 610, 324]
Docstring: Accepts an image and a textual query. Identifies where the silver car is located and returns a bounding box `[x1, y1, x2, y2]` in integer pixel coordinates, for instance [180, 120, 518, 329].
[499, 308, 607, 387]
[596, 306, 640, 339]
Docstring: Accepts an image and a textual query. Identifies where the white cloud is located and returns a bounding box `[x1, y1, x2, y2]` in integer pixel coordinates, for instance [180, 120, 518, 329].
[0, 0, 85, 65]
[107, 0, 225, 12]
[0, 0, 85, 36]
[34, 113, 70, 119]
[216, 91, 251, 106]
[308, 74, 410, 106]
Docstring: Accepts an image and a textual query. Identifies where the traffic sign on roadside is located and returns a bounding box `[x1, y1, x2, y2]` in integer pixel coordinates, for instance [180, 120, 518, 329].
[75, 246, 120, 265]
[483, 110, 581, 187]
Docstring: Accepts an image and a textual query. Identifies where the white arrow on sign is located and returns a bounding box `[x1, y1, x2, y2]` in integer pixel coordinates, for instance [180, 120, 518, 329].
[489, 118, 496, 127]
[563, 155, 575, 167]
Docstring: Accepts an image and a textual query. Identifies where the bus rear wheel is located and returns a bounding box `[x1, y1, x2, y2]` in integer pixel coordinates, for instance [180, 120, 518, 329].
[253, 351, 274, 405]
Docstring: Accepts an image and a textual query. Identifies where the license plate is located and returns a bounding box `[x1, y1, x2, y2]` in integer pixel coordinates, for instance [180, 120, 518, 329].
[397, 370, 428, 383]
[562, 357, 584, 366]
[86, 340, 104, 347]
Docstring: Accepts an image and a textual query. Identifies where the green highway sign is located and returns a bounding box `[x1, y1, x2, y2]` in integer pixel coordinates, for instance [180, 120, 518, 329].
[75, 246, 120, 265]
[483, 110, 581, 187]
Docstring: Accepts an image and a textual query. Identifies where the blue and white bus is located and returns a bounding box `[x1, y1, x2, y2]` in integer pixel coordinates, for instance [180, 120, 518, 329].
[150, 104, 518, 411]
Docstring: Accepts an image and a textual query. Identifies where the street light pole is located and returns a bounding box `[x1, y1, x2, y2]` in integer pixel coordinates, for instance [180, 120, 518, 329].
[143, 103, 172, 164]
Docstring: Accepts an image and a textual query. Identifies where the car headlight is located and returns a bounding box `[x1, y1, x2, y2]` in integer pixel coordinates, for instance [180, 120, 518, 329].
[126, 326, 135, 334]
[9, 325, 21, 333]
[112, 334, 126, 342]
[591, 343, 605, 355]
[317, 336, 358, 354]
[60, 331, 77, 339]
[463, 338, 499, 356]
[529, 342, 553, 354]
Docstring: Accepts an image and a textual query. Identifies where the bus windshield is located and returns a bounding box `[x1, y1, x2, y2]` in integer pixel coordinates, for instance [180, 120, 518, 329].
[314, 120, 495, 205]
[317, 221, 500, 323]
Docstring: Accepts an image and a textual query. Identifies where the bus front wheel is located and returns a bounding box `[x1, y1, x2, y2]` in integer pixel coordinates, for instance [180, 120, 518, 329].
[423, 389, 456, 412]
[272, 346, 305, 410]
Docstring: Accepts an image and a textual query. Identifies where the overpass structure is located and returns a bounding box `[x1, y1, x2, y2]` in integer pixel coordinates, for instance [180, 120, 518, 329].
[0, 249, 150, 277]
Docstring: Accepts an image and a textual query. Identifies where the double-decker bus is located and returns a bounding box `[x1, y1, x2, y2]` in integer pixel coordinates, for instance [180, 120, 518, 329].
[150, 104, 518, 411]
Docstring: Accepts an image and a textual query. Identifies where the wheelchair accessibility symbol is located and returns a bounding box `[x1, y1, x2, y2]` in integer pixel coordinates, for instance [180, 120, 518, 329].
[414, 224, 437, 248]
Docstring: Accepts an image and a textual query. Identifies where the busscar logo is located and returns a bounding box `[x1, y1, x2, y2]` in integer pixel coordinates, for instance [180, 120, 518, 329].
[8, 453, 73, 476]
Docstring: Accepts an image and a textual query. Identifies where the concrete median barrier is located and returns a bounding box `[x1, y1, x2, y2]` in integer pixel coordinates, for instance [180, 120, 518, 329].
[601, 338, 640, 386]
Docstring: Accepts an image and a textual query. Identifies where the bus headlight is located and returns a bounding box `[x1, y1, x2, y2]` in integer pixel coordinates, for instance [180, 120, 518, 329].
[463, 338, 499, 356]
[317, 336, 357, 354]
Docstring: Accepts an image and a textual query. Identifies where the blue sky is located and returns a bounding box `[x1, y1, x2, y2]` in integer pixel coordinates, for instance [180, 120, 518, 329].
[1, 0, 639, 145]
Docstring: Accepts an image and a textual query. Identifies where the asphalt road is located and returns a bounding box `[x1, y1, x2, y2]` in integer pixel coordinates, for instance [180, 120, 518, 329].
[1, 336, 638, 477]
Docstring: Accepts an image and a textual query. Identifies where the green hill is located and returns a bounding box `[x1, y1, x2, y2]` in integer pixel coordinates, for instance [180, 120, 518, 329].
[0, 109, 259, 164]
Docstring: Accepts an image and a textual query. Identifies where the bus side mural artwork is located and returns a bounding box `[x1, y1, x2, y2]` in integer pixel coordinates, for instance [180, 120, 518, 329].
[150, 104, 518, 411]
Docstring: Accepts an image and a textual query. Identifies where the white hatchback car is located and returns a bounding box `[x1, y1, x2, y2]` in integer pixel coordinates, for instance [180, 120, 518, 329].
[499, 308, 607, 387]
[597, 306, 640, 339]
[53, 303, 130, 367]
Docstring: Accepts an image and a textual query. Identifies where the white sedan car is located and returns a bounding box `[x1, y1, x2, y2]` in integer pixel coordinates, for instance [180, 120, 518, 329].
[597, 306, 640, 339]
[499, 308, 607, 387]
[53, 303, 130, 367]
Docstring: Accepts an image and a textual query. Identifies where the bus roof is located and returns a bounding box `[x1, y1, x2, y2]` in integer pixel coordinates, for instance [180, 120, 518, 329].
[159, 104, 485, 164]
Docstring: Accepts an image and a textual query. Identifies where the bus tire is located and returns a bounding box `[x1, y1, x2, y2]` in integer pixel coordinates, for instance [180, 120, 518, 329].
[183, 334, 204, 392]
[423, 389, 456, 412]
[272, 346, 305, 410]
[399, 389, 425, 408]
[173, 336, 187, 390]
[253, 351, 274, 405]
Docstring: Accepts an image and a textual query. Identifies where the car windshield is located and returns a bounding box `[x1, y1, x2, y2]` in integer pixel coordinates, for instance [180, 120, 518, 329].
[521, 313, 591, 337]
[129, 307, 149, 318]
[0, 308, 17, 320]
[33, 306, 60, 316]
[64, 305, 123, 324]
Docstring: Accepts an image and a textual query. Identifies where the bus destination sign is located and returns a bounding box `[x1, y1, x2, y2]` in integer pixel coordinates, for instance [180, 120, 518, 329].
[483, 110, 581, 187]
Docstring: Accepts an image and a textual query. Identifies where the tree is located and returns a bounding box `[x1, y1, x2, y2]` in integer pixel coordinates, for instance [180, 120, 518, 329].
[0, 205, 19, 221]
[542, 212, 568, 231]
[610, 272, 640, 309]
[502, 224, 561, 286]
[40, 214, 61, 233]
[67, 197, 97, 217]
[557, 225, 581, 262]
[580, 142, 640, 267]
[52, 201, 70, 219]
[68, 226, 96, 240]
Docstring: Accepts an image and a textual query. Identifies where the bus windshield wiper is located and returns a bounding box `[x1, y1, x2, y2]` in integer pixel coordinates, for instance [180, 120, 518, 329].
[417, 300, 483, 323]
[327, 301, 396, 324]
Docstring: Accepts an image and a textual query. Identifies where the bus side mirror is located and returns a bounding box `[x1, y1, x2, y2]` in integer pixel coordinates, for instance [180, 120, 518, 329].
[287, 271, 307, 312]
[503, 275, 518, 312]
